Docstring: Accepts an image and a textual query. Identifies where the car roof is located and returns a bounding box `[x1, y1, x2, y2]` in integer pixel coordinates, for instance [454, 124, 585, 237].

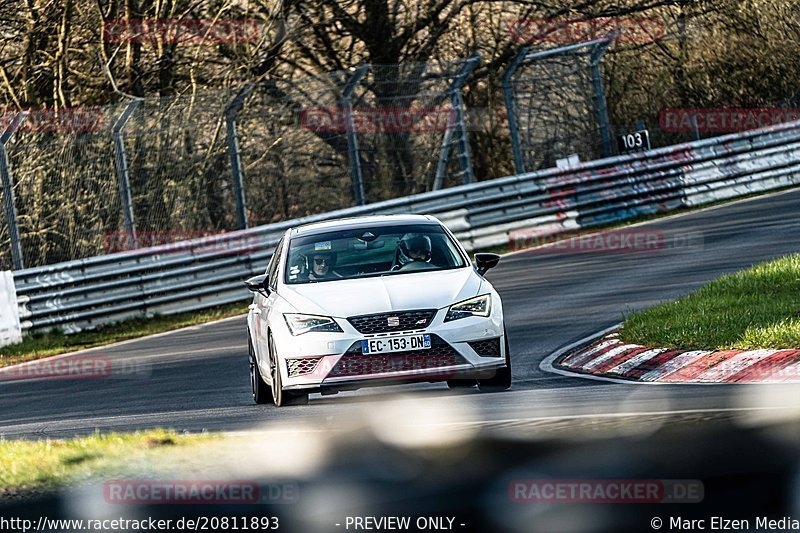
[290, 214, 439, 237]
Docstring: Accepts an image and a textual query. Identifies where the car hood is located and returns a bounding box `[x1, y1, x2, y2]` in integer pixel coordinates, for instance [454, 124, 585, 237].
[279, 268, 484, 317]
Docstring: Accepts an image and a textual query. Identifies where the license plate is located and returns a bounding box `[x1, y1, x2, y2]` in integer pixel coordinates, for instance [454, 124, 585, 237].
[361, 334, 431, 354]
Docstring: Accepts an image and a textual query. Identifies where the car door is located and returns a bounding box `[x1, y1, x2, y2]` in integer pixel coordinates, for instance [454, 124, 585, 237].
[252, 237, 284, 371]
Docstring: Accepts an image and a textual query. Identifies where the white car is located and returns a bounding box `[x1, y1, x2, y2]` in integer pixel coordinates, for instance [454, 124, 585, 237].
[245, 214, 511, 406]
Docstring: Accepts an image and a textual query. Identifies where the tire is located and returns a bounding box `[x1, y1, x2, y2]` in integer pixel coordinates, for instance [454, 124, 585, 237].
[477, 328, 512, 392]
[447, 379, 476, 389]
[249, 334, 271, 404]
[268, 333, 309, 407]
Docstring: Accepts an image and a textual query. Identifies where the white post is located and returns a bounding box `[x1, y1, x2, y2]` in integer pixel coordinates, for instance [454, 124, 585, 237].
[0, 271, 22, 347]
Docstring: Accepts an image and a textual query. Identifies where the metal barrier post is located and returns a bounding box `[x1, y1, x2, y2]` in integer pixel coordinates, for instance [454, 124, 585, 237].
[590, 34, 617, 158]
[691, 113, 701, 141]
[342, 66, 369, 206]
[226, 84, 256, 229]
[433, 124, 454, 191]
[434, 54, 480, 188]
[112, 99, 142, 250]
[0, 113, 28, 270]
[451, 91, 475, 185]
[503, 47, 530, 174]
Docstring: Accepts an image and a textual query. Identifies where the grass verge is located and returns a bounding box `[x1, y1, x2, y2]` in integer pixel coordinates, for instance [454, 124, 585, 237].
[0, 301, 247, 366]
[620, 253, 800, 350]
[0, 429, 218, 496]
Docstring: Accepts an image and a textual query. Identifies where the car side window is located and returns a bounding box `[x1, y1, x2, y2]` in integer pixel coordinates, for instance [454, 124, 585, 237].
[267, 238, 285, 290]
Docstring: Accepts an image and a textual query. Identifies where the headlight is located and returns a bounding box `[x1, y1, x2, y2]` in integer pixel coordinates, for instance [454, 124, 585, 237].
[283, 314, 343, 335]
[444, 294, 491, 322]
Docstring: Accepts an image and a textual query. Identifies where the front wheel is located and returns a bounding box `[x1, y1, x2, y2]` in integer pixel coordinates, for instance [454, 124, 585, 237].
[249, 334, 271, 404]
[269, 333, 309, 407]
[477, 328, 512, 392]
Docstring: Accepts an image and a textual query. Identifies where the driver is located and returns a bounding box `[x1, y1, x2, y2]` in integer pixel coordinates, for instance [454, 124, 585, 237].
[393, 234, 432, 270]
[308, 251, 341, 281]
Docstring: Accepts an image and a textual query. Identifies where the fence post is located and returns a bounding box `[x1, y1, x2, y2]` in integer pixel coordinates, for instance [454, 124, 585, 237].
[225, 84, 255, 230]
[503, 47, 530, 175]
[590, 34, 616, 159]
[434, 54, 480, 189]
[0, 113, 27, 270]
[112, 99, 142, 250]
[691, 112, 701, 141]
[433, 124, 454, 191]
[341, 65, 369, 206]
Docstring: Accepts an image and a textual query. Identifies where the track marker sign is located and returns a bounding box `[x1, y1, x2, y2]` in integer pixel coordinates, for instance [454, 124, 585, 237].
[618, 129, 651, 154]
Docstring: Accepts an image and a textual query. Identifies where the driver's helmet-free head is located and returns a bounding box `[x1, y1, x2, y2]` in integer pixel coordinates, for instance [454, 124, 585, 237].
[398, 234, 432, 266]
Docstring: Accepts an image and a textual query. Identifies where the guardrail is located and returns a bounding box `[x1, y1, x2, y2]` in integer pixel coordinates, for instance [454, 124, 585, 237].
[11, 118, 800, 334]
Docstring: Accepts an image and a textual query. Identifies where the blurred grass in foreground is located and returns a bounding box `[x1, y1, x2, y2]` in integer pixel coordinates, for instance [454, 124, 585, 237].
[0, 429, 218, 495]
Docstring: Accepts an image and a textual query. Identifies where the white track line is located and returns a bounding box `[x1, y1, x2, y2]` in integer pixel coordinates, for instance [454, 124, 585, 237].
[428, 406, 800, 427]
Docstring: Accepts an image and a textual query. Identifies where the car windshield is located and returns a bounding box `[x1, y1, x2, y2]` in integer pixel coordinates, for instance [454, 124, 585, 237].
[285, 223, 467, 284]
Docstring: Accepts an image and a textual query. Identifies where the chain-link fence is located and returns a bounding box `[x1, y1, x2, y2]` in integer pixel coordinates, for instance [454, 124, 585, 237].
[3, 106, 123, 269]
[237, 72, 355, 227]
[0, 54, 490, 269]
[503, 34, 616, 174]
[2, 36, 788, 271]
[125, 90, 238, 238]
[352, 57, 478, 202]
[236, 57, 480, 226]
[0, 56, 481, 269]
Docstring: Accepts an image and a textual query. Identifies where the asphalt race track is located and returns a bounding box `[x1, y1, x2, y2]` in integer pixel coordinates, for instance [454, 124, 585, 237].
[4, 189, 800, 439]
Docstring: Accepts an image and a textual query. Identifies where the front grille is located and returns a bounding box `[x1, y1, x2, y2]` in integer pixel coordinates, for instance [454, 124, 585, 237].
[468, 338, 502, 357]
[347, 309, 437, 334]
[287, 358, 321, 377]
[329, 335, 466, 378]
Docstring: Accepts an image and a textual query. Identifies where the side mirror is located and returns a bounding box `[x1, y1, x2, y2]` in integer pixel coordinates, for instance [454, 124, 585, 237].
[474, 253, 501, 275]
[244, 274, 270, 295]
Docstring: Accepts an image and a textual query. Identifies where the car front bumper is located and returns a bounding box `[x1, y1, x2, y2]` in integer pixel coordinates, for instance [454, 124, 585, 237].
[273, 300, 507, 392]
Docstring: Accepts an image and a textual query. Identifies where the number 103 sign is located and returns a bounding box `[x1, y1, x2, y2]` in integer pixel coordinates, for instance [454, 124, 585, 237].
[617, 129, 651, 154]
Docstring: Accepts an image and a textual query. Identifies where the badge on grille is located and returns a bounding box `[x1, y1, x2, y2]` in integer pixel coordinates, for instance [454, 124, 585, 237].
[387, 316, 400, 327]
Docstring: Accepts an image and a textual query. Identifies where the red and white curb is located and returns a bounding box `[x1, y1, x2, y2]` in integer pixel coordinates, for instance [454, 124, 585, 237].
[541, 326, 800, 384]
